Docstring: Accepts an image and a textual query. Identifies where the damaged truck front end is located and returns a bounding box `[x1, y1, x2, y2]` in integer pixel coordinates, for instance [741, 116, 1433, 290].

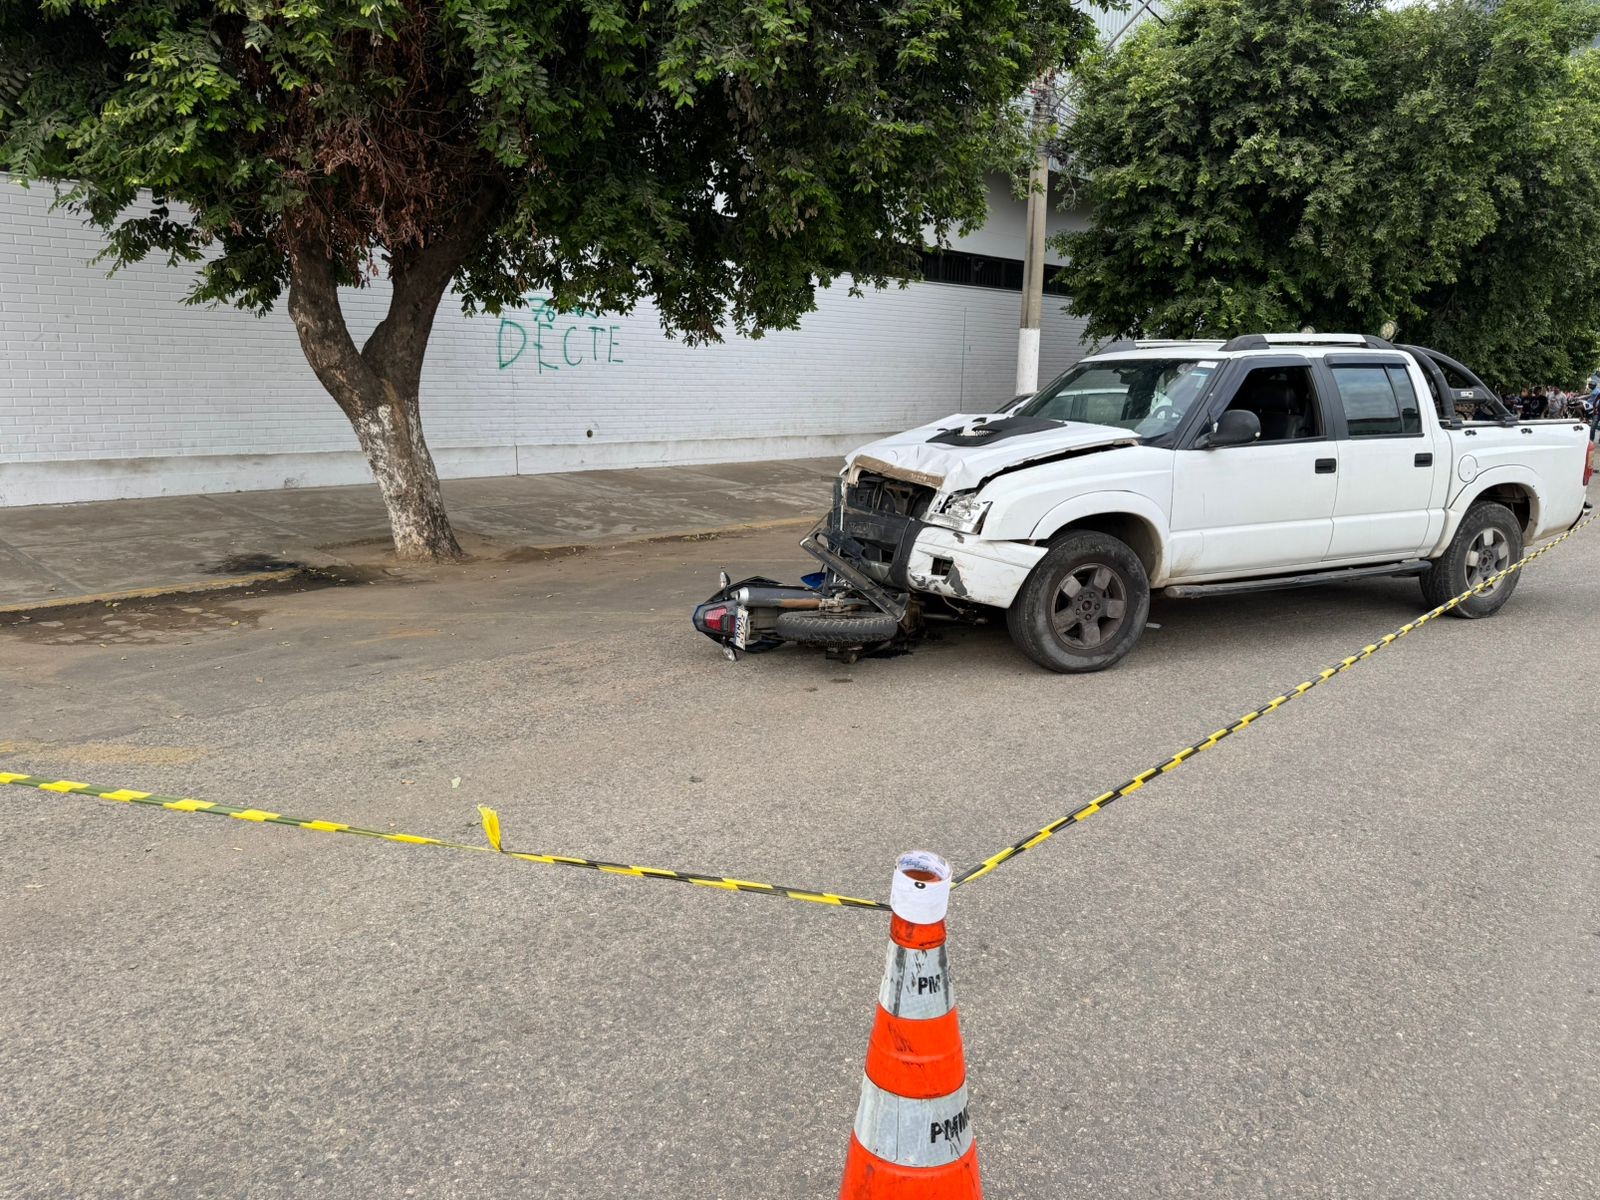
[692, 410, 1144, 664]
[693, 450, 1042, 662]
[803, 461, 1052, 614]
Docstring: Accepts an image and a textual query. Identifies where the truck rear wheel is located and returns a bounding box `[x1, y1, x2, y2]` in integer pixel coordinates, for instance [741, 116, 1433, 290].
[1006, 532, 1150, 673]
[1420, 501, 1524, 618]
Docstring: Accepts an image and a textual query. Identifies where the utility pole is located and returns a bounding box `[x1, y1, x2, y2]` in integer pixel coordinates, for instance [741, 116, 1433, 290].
[1015, 80, 1051, 397]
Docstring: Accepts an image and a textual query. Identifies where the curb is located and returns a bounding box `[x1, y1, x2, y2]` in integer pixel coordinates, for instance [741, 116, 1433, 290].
[0, 568, 304, 617]
[640, 513, 820, 542]
[493, 514, 819, 559]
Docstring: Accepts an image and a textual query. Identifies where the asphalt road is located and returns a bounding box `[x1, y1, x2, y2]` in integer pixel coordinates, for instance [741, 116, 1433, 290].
[2, 519, 1597, 1198]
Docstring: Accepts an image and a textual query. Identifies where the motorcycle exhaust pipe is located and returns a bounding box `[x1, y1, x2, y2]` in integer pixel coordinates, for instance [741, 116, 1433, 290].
[734, 585, 827, 610]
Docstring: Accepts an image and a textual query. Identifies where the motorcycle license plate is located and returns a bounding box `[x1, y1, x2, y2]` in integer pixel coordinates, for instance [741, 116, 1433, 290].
[732, 607, 752, 649]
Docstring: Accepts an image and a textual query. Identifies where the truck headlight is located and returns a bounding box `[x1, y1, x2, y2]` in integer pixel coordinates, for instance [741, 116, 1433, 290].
[930, 492, 991, 533]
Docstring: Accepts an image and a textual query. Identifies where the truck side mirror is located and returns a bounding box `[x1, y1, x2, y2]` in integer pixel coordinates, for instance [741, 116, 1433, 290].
[1199, 409, 1261, 448]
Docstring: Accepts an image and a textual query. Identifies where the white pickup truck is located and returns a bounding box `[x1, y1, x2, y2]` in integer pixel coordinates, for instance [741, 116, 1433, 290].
[696, 334, 1594, 672]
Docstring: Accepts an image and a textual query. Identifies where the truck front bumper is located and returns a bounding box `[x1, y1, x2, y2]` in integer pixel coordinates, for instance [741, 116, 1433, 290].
[901, 526, 1045, 608]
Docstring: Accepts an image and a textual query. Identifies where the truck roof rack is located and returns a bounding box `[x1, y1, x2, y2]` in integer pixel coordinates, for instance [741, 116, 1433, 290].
[1132, 339, 1226, 349]
[1220, 333, 1397, 351]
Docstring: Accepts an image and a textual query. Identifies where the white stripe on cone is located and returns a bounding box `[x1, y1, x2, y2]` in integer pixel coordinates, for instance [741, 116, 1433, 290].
[877, 942, 956, 1020]
[852, 1078, 973, 1168]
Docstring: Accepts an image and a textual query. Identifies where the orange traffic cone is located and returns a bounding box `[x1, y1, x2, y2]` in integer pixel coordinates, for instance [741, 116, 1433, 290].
[839, 851, 981, 1199]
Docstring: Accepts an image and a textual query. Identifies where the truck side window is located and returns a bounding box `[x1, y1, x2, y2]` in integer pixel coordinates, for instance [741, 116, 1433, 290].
[1386, 366, 1423, 432]
[1331, 365, 1421, 437]
[1223, 365, 1321, 441]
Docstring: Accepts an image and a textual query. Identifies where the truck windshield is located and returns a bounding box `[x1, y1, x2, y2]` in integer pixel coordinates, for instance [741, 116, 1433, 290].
[1017, 358, 1218, 439]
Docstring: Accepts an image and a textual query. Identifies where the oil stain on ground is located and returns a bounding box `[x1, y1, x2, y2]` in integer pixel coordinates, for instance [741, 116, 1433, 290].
[0, 558, 396, 646]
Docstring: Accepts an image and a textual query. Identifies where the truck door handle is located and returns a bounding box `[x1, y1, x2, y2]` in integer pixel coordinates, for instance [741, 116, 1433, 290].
[1315, 458, 1336, 474]
[1414, 453, 1433, 467]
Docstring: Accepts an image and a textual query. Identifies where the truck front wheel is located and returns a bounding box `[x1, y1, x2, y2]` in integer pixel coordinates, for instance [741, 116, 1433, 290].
[1006, 532, 1150, 673]
[1420, 501, 1524, 618]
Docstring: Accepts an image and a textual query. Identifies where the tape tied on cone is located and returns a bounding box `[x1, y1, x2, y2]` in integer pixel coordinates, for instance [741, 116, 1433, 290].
[890, 850, 951, 926]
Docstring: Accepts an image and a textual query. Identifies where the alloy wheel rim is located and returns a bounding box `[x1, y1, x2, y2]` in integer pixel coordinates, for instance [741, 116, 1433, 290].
[1052, 563, 1128, 650]
[1464, 527, 1511, 593]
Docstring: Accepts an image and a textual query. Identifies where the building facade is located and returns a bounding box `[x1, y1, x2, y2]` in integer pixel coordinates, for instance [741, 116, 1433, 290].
[0, 175, 1097, 507]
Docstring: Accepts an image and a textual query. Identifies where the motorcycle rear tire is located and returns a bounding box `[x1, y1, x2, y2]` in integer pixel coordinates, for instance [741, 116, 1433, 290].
[772, 610, 900, 646]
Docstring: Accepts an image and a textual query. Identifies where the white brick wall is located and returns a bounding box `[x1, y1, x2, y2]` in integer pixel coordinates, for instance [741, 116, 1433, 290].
[0, 175, 1095, 505]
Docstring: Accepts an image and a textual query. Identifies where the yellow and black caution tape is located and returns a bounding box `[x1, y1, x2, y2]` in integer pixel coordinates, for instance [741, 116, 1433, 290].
[0, 773, 885, 910]
[1, 510, 1591, 911]
[951, 510, 1596, 889]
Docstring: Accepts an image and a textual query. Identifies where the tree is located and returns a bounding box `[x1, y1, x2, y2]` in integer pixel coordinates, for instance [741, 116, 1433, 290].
[0, 0, 1095, 560]
[1058, 0, 1600, 391]
[1387, 2, 1600, 387]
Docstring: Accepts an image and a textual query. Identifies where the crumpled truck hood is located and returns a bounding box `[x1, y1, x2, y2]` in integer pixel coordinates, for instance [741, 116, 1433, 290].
[846, 415, 1140, 493]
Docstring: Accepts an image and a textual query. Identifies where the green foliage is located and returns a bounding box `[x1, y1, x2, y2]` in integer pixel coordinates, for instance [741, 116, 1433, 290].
[1060, 0, 1600, 388]
[0, 0, 1096, 340]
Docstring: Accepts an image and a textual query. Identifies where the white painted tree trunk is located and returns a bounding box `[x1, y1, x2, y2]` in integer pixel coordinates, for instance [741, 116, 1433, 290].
[349, 391, 461, 562]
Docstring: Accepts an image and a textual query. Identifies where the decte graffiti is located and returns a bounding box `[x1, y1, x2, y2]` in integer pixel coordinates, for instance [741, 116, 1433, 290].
[497, 296, 623, 373]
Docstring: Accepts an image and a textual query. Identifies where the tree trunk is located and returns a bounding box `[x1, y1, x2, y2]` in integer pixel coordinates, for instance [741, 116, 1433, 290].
[346, 380, 462, 561]
[285, 249, 463, 562]
[281, 197, 497, 563]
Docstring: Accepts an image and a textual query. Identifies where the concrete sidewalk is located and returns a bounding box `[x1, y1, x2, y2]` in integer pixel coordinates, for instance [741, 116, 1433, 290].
[0, 458, 838, 609]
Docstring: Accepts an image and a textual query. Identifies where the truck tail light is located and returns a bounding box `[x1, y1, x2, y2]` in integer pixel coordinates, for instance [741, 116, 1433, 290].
[1585, 439, 1597, 487]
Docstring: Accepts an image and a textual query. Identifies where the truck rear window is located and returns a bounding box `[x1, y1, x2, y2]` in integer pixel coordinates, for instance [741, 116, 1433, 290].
[1330, 365, 1422, 437]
